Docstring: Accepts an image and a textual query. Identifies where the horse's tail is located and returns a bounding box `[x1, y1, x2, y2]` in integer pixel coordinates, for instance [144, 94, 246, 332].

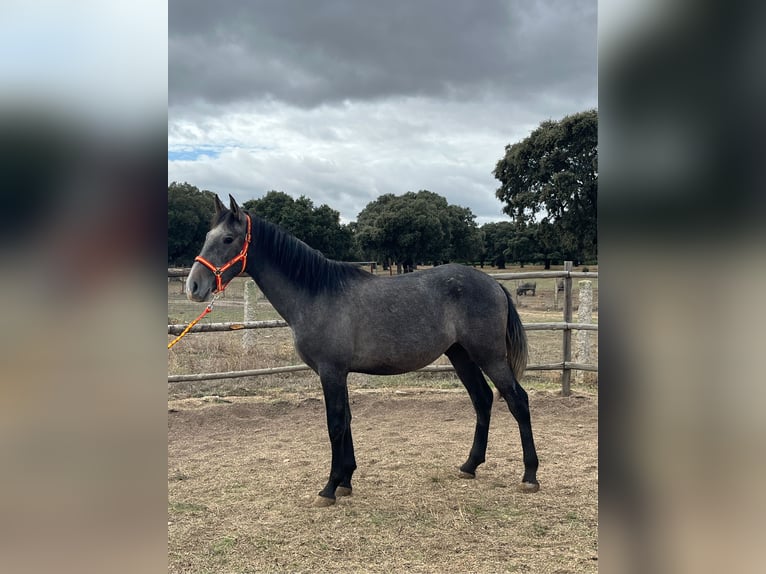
[500, 284, 528, 381]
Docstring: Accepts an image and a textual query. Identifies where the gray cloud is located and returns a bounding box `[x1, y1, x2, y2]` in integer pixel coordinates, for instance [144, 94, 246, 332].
[168, 1, 597, 224]
[167, 96, 562, 222]
[169, 0, 596, 108]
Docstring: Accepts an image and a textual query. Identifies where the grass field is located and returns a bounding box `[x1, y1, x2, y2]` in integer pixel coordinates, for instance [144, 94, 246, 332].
[168, 263, 598, 573]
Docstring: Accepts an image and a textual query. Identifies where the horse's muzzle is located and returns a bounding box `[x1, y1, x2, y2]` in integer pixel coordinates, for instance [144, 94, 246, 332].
[185, 264, 213, 302]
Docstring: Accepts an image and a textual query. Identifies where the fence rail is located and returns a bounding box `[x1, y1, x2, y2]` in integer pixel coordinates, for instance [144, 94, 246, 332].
[168, 264, 598, 395]
[489, 271, 599, 280]
[167, 320, 598, 336]
[167, 360, 599, 384]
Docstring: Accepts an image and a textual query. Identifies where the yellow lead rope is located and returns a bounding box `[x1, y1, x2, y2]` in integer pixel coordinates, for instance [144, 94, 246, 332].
[167, 294, 219, 350]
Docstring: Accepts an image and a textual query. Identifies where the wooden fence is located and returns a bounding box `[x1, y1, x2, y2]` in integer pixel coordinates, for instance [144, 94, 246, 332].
[168, 262, 598, 395]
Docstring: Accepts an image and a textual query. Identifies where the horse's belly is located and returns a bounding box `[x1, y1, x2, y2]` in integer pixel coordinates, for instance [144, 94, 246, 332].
[350, 331, 451, 375]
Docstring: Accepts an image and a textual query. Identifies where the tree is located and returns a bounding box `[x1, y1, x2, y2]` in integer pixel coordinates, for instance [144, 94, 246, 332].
[480, 221, 514, 268]
[355, 190, 481, 271]
[494, 110, 597, 266]
[480, 221, 538, 268]
[529, 220, 562, 269]
[242, 191, 355, 260]
[444, 204, 484, 263]
[505, 224, 538, 268]
[168, 182, 216, 266]
[354, 193, 397, 268]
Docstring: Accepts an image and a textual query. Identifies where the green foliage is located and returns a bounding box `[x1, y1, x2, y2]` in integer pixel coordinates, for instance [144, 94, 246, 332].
[168, 182, 216, 266]
[445, 204, 484, 262]
[243, 191, 355, 260]
[494, 109, 598, 264]
[533, 219, 564, 269]
[481, 221, 512, 268]
[480, 220, 540, 268]
[505, 226, 537, 268]
[355, 190, 482, 267]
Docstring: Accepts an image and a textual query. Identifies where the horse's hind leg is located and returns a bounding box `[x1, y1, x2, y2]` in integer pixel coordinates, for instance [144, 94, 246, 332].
[481, 361, 540, 492]
[446, 344, 494, 479]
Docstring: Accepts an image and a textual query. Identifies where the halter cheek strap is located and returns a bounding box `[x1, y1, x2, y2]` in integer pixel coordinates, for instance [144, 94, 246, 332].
[194, 214, 252, 293]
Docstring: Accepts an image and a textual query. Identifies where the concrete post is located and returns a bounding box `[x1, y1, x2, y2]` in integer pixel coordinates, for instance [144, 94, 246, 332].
[575, 280, 593, 384]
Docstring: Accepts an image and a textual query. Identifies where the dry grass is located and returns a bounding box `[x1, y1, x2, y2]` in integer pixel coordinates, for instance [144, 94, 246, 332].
[168, 388, 598, 573]
[168, 266, 598, 572]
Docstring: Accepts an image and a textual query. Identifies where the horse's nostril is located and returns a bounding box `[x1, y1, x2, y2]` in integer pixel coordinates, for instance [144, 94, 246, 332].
[191, 281, 198, 294]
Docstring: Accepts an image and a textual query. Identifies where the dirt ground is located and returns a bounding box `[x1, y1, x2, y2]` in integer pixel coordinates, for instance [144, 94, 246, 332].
[168, 385, 598, 573]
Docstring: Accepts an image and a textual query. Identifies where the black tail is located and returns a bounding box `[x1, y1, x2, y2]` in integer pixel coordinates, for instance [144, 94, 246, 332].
[500, 284, 528, 380]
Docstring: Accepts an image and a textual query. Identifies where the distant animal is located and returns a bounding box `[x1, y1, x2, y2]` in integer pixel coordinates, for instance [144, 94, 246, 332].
[516, 282, 536, 296]
[186, 195, 540, 507]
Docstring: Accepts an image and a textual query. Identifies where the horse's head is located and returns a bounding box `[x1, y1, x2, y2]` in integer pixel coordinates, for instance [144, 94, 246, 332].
[186, 194, 251, 302]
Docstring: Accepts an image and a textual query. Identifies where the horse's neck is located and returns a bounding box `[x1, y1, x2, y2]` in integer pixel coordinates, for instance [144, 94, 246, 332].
[246, 258, 308, 325]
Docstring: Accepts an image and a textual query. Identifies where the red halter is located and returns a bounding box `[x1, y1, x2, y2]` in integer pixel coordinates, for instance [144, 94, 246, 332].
[194, 214, 252, 293]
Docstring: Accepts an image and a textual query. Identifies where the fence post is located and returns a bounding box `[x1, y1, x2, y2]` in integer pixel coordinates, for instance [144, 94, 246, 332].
[561, 261, 573, 396]
[243, 279, 261, 350]
[575, 280, 593, 384]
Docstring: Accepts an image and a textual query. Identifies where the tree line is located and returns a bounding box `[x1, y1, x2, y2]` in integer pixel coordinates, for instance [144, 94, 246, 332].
[168, 110, 597, 270]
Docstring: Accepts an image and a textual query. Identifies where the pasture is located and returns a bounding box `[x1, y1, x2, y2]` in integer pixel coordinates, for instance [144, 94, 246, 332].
[168, 264, 598, 573]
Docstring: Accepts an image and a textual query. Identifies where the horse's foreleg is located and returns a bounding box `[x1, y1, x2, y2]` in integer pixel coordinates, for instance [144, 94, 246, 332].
[315, 368, 356, 507]
[335, 399, 355, 497]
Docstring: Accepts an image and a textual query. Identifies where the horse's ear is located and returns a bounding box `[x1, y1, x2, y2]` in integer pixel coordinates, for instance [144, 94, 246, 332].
[214, 195, 226, 215]
[229, 194, 241, 218]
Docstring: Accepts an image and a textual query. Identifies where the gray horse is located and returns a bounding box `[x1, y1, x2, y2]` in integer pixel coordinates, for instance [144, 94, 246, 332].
[186, 195, 539, 506]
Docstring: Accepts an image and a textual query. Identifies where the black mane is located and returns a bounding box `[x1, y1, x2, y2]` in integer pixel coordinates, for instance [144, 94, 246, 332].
[245, 211, 372, 295]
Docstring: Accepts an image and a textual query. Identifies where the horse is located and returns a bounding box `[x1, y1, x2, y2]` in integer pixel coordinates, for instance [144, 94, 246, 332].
[516, 282, 537, 296]
[186, 195, 540, 506]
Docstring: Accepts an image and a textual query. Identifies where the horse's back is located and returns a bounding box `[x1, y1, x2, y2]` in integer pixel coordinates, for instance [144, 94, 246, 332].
[357, 263, 503, 313]
[410, 264, 507, 315]
[346, 265, 508, 366]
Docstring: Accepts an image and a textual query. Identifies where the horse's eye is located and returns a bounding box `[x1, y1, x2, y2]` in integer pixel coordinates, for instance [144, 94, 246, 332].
[223, 236, 234, 244]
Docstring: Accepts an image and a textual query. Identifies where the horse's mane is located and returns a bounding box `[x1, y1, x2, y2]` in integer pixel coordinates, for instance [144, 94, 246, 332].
[220, 210, 372, 295]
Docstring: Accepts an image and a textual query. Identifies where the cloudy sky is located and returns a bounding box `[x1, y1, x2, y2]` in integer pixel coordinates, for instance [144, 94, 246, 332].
[168, 0, 597, 224]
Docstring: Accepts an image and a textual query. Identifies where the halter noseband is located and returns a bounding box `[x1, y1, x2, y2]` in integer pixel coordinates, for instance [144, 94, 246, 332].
[194, 214, 252, 293]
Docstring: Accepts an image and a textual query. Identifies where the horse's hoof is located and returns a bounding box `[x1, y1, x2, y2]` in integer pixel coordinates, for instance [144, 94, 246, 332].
[518, 481, 540, 493]
[458, 470, 476, 479]
[313, 495, 336, 507]
[335, 486, 353, 497]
